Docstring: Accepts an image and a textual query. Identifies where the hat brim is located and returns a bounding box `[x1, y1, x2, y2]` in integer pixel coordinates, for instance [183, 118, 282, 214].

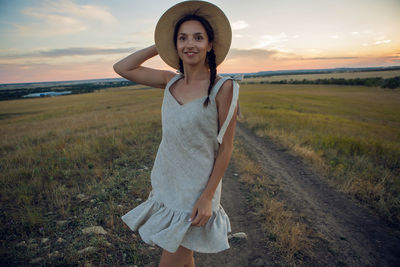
[155, 1, 232, 70]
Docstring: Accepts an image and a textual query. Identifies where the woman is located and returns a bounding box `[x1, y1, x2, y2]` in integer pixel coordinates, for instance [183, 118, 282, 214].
[113, 1, 241, 266]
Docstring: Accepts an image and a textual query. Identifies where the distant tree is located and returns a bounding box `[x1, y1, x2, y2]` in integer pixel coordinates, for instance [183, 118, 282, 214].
[382, 77, 400, 89]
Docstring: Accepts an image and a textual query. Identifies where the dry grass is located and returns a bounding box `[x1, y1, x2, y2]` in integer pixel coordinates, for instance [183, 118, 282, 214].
[232, 140, 311, 264]
[244, 70, 400, 83]
[238, 83, 400, 225]
[2, 80, 399, 264]
[0, 86, 163, 265]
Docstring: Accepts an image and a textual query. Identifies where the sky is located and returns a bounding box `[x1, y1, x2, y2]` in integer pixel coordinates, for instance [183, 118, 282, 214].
[0, 0, 399, 83]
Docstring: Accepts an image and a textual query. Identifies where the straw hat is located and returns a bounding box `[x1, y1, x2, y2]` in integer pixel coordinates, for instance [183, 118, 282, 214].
[154, 0, 232, 69]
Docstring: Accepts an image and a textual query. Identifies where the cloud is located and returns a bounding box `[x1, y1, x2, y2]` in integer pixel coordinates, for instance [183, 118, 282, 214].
[0, 47, 134, 60]
[252, 33, 289, 49]
[231, 20, 249, 30]
[374, 40, 391, 45]
[0, 61, 117, 83]
[15, 0, 116, 36]
[129, 30, 154, 40]
[226, 48, 362, 62]
[362, 39, 391, 47]
[227, 48, 278, 59]
[305, 48, 321, 54]
[17, 12, 87, 36]
[300, 56, 359, 60]
[330, 35, 339, 39]
[23, 0, 116, 24]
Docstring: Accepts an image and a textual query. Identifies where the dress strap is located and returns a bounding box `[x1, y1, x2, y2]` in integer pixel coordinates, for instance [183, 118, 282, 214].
[210, 76, 229, 100]
[215, 74, 243, 144]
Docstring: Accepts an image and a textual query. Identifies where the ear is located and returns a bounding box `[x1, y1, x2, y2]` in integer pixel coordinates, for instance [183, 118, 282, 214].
[207, 42, 212, 52]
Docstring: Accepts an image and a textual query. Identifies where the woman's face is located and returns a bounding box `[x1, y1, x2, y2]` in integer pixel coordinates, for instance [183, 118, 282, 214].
[176, 20, 212, 67]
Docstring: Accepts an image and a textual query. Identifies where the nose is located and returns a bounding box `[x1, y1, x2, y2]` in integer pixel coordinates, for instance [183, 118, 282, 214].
[186, 37, 195, 47]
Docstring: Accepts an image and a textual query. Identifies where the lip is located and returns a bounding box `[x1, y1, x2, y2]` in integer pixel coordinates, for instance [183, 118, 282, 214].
[184, 51, 198, 56]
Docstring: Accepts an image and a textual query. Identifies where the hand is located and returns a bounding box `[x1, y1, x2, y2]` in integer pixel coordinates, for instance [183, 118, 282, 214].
[189, 196, 212, 227]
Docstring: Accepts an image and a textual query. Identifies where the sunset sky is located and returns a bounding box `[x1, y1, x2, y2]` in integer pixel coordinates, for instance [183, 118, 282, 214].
[0, 0, 399, 83]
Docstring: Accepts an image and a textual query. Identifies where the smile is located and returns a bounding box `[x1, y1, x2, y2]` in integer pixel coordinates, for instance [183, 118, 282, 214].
[184, 51, 198, 56]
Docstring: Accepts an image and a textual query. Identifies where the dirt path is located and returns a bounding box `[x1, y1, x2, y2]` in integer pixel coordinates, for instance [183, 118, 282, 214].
[203, 122, 399, 267]
[147, 122, 400, 266]
[194, 157, 279, 267]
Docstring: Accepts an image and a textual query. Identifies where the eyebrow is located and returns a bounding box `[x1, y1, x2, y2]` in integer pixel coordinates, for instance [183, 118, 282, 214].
[179, 32, 204, 35]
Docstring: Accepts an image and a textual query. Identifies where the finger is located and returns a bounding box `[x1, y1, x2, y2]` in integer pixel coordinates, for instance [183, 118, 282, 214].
[201, 216, 211, 226]
[191, 213, 203, 226]
[189, 209, 197, 222]
[198, 216, 209, 227]
[199, 218, 208, 226]
[193, 212, 204, 226]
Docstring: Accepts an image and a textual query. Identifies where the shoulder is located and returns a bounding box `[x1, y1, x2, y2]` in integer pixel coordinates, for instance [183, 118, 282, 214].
[161, 72, 182, 90]
[164, 71, 179, 85]
[215, 78, 234, 107]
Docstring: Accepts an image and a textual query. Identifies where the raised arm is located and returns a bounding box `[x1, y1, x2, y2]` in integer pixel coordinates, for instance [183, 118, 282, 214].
[113, 44, 176, 89]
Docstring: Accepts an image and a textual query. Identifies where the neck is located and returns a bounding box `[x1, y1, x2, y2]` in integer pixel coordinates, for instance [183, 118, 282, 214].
[182, 63, 209, 85]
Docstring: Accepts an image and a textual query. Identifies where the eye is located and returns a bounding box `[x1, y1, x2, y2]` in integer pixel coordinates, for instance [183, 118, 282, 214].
[195, 35, 203, 41]
[178, 35, 186, 41]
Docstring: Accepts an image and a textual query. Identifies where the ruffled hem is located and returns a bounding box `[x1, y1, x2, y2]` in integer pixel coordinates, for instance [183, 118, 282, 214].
[121, 191, 231, 253]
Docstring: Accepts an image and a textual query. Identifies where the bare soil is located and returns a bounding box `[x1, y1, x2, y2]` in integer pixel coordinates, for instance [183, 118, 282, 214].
[194, 151, 279, 267]
[195, 122, 400, 266]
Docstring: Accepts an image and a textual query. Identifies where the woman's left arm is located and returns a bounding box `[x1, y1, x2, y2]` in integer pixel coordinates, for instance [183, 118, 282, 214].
[190, 80, 238, 226]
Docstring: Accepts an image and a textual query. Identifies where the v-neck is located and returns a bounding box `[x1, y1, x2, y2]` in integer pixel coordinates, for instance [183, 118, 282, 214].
[167, 76, 209, 107]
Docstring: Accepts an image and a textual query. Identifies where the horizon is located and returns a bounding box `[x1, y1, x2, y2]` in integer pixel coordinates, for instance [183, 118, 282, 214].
[1, 65, 398, 86]
[1, 65, 399, 86]
[1, 0, 399, 83]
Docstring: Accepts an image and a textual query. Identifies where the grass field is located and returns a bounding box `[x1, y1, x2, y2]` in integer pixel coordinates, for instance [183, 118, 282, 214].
[1, 86, 163, 265]
[1, 80, 399, 265]
[239, 83, 400, 225]
[244, 70, 400, 83]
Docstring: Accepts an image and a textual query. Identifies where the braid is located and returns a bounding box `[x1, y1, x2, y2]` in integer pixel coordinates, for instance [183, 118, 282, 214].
[179, 59, 184, 74]
[203, 49, 216, 107]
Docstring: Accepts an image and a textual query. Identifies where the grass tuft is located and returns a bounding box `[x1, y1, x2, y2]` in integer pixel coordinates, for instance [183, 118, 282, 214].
[232, 140, 311, 264]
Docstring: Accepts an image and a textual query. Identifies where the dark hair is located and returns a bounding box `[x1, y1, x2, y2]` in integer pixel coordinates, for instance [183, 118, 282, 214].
[173, 14, 216, 108]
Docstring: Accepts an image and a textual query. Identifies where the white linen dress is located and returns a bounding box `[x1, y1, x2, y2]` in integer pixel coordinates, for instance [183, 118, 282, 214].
[121, 73, 240, 253]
